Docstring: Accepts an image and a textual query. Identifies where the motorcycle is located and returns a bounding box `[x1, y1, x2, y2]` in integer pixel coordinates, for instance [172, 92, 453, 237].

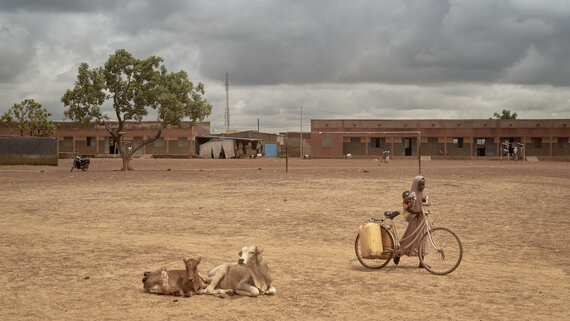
[71, 155, 90, 172]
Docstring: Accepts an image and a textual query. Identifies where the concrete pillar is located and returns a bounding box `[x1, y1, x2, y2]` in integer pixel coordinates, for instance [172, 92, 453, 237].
[470, 136, 473, 158]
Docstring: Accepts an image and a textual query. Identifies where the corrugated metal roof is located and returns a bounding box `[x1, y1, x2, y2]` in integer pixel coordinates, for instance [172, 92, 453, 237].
[197, 135, 262, 142]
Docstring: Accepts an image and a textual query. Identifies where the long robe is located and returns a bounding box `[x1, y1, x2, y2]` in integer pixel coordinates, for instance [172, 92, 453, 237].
[400, 176, 429, 256]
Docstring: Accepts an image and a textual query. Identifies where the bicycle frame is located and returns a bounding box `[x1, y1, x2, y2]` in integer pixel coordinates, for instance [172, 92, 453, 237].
[382, 203, 442, 257]
[357, 201, 462, 274]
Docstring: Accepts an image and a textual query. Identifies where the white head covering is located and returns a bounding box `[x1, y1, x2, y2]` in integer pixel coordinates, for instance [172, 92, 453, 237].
[410, 176, 426, 212]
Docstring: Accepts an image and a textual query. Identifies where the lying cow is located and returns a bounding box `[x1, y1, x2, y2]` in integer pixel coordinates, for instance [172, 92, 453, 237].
[204, 245, 276, 298]
[142, 257, 203, 297]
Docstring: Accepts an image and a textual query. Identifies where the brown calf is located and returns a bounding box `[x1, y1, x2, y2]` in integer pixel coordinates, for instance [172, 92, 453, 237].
[142, 257, 203, 297]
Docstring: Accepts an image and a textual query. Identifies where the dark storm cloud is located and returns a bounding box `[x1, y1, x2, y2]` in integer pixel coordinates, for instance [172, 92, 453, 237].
[171, 0, 570, 87]
[1, 0, 570, 132]
[0, 0, 120, 12]
[0, 17, 34, 83]
[5, 0, 570, 87]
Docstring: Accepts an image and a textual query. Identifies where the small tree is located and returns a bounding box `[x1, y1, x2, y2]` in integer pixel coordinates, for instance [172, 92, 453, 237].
[61, 49, 212, 170]
[1, 99, 56, 136]
[491, 109, 518, 120]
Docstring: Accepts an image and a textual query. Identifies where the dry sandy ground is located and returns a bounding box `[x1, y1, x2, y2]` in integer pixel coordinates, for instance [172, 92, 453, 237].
[0, 158, 569, 320]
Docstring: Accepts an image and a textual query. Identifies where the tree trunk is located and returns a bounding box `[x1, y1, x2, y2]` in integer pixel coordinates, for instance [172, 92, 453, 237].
[120, 153, 136, 171]
[119, 148, 134, 171]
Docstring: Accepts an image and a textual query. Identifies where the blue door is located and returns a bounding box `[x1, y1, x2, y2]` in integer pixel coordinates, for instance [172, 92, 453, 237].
[265, 144, 277, 157]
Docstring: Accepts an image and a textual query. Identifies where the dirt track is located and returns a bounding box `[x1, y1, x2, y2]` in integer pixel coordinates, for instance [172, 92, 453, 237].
[1, 158, 569, 320]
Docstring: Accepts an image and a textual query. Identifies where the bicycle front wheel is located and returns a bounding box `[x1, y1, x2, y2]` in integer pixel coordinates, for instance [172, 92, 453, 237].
[354, 225, 395, 269]
[418, 227, 463, 275]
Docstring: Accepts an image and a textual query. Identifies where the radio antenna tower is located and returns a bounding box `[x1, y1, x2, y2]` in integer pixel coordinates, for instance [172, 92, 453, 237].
[224, 73, 230, 132]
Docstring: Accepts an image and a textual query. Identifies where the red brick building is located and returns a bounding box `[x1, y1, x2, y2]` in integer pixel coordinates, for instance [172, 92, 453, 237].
[311, 119, 570, 160]
[0, 121, 210, 157]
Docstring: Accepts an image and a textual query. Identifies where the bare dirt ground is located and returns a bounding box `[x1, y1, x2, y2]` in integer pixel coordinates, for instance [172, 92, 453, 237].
[1, 158, 569, 320]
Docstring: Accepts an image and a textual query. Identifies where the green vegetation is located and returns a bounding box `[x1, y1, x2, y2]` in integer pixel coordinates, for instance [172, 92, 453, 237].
[491, 109, 518, 119]
[1, 99, 56, 137]
[61, 49, 212, 170]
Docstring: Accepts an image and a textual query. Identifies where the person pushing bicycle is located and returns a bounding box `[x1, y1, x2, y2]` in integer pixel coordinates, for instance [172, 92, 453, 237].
[394, 175, 431, 267]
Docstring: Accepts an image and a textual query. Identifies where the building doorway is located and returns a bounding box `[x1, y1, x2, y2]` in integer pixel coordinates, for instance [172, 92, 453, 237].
[475, 138, 486, 156]
[105, 137, 119, 154]
[403, 138, 414, 156]
[474, 138, 495, 156]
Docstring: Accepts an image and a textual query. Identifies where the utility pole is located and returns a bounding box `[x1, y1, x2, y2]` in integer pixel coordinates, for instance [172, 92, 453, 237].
[225, 73, 230, 132]
[285, 132, 288, 173]
[300, 105, 303, 158]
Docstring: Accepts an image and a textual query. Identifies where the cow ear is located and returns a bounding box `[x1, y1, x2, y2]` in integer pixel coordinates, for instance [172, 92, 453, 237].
[183, 258, 187, 263]
[196, 256, 202, 263]
[238, 251, 242, 256]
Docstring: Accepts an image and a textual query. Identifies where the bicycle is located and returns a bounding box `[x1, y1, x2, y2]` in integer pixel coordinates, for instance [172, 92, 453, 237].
[355, 201, 463, 275]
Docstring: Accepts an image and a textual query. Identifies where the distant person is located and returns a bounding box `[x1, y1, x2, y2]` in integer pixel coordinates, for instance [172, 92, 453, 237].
[393, 176, 431, 267]
[383, 149, 390, 163]
[513, 146, 518, 161]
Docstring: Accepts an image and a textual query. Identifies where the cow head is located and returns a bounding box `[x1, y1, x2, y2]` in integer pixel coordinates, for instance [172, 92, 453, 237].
[237, 245, 263, 265]
[183, 257, 202, 292]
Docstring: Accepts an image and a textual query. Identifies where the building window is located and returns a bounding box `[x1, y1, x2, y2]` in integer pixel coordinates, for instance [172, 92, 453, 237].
[428, 137, 438, 148]
[453, 138, 463, 148]
[373, 137, 385, 148]
[558, 137, 569, 149]
[531, 137, 542, 148]
[177, 137, 189, 148]
[63, 137, 73, 147]
[86, 137, 95, 147]
[154, 138, 165, 147]
[476, 138, 486, 146]
[322, 136, 333, 148]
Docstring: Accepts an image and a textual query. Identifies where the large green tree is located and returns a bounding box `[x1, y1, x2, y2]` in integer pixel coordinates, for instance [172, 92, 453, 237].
[1, 99, 56, 137]
[491, 109, 518, 119]
[61, 49, 212, 170]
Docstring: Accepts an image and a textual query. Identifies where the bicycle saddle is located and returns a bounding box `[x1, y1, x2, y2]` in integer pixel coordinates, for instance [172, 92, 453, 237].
[384, 211, 400, 219]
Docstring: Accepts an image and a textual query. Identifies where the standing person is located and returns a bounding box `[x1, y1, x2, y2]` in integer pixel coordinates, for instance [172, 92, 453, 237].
[513, 146, 518, 162]
[393, 176, 431, 267]
[384, 149, 390, 163]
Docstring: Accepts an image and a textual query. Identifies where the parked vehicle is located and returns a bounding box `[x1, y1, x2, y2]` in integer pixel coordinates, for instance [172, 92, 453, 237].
[71, 155, 90, 172]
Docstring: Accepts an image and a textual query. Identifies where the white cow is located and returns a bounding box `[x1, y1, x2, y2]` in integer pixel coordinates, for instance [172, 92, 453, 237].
[204, 245, 276, 298]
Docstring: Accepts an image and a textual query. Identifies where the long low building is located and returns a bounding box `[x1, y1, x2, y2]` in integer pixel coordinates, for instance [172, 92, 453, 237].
[310, 119, 570, 160]
[2, 119, 569, 160]
[0, 121, 211, 157]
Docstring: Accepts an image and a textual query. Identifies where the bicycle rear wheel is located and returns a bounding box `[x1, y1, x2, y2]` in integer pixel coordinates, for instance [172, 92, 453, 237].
[355, 225, 395, 269]
[418, 227, 463, 275]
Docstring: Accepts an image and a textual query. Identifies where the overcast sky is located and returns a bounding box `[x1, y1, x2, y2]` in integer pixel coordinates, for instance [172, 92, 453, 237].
[1, 0, 570, 133]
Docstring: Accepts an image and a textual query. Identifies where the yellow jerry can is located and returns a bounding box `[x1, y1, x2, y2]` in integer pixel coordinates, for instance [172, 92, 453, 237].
[359, 223, 383, 259]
